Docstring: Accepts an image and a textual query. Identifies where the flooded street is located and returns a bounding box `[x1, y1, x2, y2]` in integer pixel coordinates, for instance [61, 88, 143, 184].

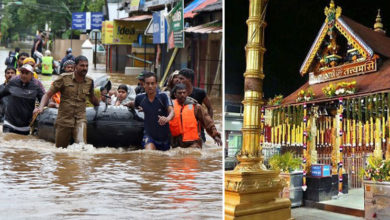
[0, 49, 222, 219]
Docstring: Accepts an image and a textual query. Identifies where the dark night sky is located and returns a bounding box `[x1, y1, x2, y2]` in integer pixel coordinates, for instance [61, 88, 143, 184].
[225, 0, 390, 99]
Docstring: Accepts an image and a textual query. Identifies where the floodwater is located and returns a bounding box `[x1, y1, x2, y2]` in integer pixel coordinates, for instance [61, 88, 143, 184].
[0, 49, 223, 219]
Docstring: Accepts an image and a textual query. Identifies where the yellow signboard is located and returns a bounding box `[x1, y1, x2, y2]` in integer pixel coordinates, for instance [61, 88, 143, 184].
[112, 20, 149, 45]
[130, 0, 141, 11]
[101, 21, 114, 44]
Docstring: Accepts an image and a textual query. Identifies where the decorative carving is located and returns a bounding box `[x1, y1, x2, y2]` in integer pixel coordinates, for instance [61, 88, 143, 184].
[324, 0, 342, 20]
[225, 172, 284, 193]
[301, 1, 376, 76]
[225, 178, 283, 193]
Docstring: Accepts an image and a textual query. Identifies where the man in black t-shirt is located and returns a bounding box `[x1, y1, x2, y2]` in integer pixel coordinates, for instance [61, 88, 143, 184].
[178, 68, 214, 142]
[0, 64, 45, 135]
[31, 31, 47, 61]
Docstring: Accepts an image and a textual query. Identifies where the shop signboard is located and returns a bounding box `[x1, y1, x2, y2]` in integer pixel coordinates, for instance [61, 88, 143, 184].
[102, 21, 114, 44]
[166, 0, 184, 49]
[130, 0, 141, 11]
[113, 20, 149, 45]
[152, 11, 167, 44]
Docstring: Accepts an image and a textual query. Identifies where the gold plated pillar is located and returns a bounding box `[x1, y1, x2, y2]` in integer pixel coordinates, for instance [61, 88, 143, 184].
[225, 0, 292, 219]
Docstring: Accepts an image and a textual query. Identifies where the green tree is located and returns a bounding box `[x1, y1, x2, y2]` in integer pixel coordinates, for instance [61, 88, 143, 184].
[0, 0, 105, 45]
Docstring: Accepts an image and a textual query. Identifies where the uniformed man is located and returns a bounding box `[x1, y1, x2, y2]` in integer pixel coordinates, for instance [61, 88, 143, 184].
[34, 55, 99, 148]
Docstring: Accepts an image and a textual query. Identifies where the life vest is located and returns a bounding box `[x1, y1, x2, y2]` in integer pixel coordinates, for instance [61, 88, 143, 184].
[169, 99, 199, 142]
[12, 52, 19, 68]
[52, 92, 61, 104]
[41, 56, 53, 75]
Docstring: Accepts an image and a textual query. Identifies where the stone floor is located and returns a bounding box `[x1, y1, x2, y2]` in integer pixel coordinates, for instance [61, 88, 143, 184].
[319, 188, 364, 210]
[292, 207, 363, 220]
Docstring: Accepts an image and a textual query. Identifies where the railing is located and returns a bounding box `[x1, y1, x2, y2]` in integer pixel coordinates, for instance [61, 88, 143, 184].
[317, 150, 370, 189]
[343, 152, 370, 189]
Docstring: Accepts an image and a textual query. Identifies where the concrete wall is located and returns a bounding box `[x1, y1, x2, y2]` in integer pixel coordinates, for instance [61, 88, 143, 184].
[52, 39, 83, 60]
[111, 45, 131, 73]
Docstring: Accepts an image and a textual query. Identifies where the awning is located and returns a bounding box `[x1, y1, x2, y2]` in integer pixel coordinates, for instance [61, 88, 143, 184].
[116, 14, 152, 21]
[185, 21, 222, 34]
[184, 0, 218, 19]
[194, 0, 221, 13]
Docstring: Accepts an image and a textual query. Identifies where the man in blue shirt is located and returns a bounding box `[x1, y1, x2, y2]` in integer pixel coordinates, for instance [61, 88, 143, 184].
[128, 72, 174, 151]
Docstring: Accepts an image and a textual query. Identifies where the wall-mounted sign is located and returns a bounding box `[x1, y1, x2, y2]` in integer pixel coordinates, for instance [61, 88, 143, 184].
[152, 11, 167, 44]
[309, 59, 377, 85]
[72, 12, 86, 29]
[102, 21, 114, 44]
[72, 12, 104, 30]
[166, 0, 184, 49]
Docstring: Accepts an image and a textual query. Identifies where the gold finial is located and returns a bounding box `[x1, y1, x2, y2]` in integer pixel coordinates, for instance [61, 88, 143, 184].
[330, 0, 335, 9]
[324, 0, 342, 20]
[374, 9, 385, 34]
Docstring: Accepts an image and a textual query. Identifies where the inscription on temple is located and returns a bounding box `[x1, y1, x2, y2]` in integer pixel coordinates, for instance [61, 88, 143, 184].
[309, 59, 377, 85]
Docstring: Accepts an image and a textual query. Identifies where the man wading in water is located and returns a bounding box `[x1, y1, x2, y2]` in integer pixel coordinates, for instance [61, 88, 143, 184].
[127, 72, 174, 151]
[169, 83, 222, 148]
[34, 55, 99, 148]
[0, 64, 44, 135]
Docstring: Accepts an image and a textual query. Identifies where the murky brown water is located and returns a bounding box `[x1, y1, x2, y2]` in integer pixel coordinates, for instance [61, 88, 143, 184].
[0, 49, 223, 219]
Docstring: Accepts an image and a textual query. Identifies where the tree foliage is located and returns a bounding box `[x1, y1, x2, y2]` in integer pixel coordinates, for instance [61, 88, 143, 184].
[0, 0, 105, 43]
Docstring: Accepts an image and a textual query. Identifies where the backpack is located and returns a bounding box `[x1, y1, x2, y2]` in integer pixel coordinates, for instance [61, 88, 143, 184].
[9, 52, 17, 67]
[5, 52, 16, 67]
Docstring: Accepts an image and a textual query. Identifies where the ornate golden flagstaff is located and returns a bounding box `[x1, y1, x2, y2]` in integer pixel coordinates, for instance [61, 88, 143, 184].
[224, 0, 292, 219]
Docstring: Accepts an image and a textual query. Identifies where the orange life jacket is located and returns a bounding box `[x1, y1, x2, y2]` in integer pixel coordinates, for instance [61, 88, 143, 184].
[52, 92, 61, 104]
[169, 99, 199, 142]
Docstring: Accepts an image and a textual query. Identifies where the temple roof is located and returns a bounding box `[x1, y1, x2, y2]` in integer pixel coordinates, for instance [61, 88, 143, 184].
[299, 15, 385, 75]
[274, 2, 390, 107]
[341, 16, 390, 58]
[282, 59, 390, 106]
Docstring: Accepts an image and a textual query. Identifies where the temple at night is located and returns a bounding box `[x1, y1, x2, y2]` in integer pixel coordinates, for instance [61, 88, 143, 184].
[261, 0, 390, 216]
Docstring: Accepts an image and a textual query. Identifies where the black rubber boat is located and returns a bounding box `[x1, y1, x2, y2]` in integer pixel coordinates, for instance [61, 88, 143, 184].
[34, 105, 144, 148]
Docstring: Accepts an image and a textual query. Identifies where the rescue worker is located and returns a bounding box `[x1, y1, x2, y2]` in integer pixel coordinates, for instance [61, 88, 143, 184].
[16, 57, 39, 79]
[41, 50, 56, 75]
[169, 83, 222, 148]
[134, 72, 145, 95]
[5, 51, 13, 67]
[0, 64, 45, 135]
[0, 67, 17, 122]
[62, 59, 75, 73]
[177, 68, 214, 142]
[127, 72, 174, 151]
[47, 60, 76, 108]
[60, 48, 75, 73]
[13, 47, 20, 68]
[31, 31, 48, 62]
[165, 70, 180, 98]
[16, 52, 28, 69]
[34, 55, 99, 148]
[5, 48, 20, 68]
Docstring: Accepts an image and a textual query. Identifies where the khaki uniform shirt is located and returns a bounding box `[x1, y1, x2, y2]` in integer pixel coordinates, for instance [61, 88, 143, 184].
[49, 72, 94, 127]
